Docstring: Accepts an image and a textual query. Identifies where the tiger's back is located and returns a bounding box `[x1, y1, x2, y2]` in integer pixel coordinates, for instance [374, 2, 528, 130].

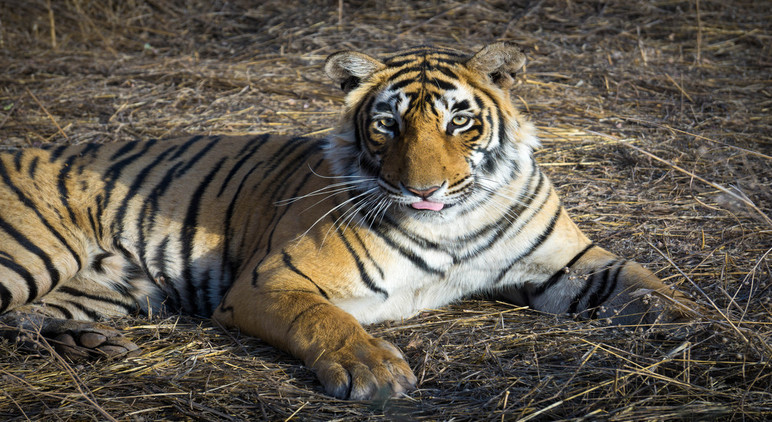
[0, 135, 334, 319]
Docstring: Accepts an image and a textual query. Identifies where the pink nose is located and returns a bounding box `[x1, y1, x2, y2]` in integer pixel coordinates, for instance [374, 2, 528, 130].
[405, 185, 440, 198]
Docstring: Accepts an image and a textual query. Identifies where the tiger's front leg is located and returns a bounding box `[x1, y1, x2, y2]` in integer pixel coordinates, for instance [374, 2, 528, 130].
[212, 252, 416, 400]
[498, 243, 700, 325]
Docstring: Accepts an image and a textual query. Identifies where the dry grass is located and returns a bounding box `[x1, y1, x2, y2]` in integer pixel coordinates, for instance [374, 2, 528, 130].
[1, 0, 770, 420]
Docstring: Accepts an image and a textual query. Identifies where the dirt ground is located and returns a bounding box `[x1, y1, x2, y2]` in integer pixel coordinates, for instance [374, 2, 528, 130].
[0, 0, 770, 420]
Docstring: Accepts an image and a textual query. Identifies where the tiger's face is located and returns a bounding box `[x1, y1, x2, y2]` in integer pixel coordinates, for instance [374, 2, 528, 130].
[325, 43, 538, 220]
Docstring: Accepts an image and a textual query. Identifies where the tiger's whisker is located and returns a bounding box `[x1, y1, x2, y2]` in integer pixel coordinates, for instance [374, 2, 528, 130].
[277, 179, 372, 205]
[307, 165, 374, 180]
[311, 188, 379, 245]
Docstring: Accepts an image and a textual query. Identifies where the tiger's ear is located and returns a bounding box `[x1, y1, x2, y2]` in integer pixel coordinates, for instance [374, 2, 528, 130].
[466, 42, 526, 89]
[325, 51, 385, 93]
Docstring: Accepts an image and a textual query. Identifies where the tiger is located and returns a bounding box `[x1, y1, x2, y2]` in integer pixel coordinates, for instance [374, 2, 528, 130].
[0, 42, 697, 400]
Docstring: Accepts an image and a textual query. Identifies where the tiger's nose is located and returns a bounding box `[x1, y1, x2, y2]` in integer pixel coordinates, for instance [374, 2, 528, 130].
[405, 185, 440, 198]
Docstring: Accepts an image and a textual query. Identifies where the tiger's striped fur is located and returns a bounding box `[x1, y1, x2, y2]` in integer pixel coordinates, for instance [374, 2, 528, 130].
[0, 43, 696, 400]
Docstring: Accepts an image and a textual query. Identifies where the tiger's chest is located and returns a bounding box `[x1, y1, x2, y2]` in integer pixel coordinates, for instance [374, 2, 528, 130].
[327, 238, 526, 324]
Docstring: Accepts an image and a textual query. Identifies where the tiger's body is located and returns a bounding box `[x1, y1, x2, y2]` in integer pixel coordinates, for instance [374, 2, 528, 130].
[0, 43, 695, 399]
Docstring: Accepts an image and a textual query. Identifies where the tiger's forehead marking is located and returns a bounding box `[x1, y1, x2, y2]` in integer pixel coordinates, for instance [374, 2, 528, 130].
[383, 47, 467, 66]
[371, 85, 477, 124]
[370, 49, 479, 119]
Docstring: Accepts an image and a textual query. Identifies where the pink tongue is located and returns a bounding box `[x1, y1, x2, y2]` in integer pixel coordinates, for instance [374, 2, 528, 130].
[411, 200, 444, 211]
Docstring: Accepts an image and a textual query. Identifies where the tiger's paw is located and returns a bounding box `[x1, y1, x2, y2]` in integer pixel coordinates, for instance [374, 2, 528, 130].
[594, 287, 703, 327]
[312, 337, 417, 400]
[46, 320, 141, 359]
[1, 313, 140, 359]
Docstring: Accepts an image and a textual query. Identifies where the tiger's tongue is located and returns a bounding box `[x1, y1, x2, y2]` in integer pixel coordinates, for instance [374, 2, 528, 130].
[411, 200, 444, 211]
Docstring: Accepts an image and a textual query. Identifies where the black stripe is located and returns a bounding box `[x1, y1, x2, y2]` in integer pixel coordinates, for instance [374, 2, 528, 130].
[180, 158, 227, 316]
[169, 135, 206, 161]
[0, 160, 84, 273]
[458, 165, 544, 259]
[57, 286, 136, 314]
[27, 156, 39, 179]
[0, 279, 11, 312]
[373, 102, 392, 113]
[255, 143, 325, 257]
[493, 203, 562, 285]
[286, 302, 328, 335]
[496, 108, 510, 150]
[94, 197, 105, 239]
[426, 77, 457, 91]
[534, 243, 596, 296]
[378, 213, 444, 251]
[265, 141, 325, 206]
[100, 139, 159, 211]
[516, 205, 561, 260]
[64, 300, 102, 321]
[568, 261, 618, 314]
[383, 58, 415, 67]
[220, 163, 262, 297]
[0, 216, 61, 290]
[45, 303, 73, 319]
[90, 252, 113, 273]
[215, 135, 269, 197]
[0, 256, 38, 305]
[354, 95, 376, 160]
[135, 139, 220, 287]
[153, 237, 169, 276]
[434, 64, 463, 80]
[371, 225, 445, 276]
[281, 250, 329, 299]
[385, 50, 465, 66]
[430, 54, 467, 63]
[135, 162, 183, 274]
[336, 228, 388, 297]
[176, 137, 221, 176]
[262, 155, 326, 254]
[451, 99, 470, 113]
[169, 135, 209, 161]
[387, 65, 423, 82]
[153, 236, 182, 312]
[48, 145, 68, 162]
[56, 152, 80, 225]
[261, 136, 308, 176]
[13, 151, 23, 172]
[349, 228, 385, 280]
[110, 143, 178, 234]
[388, 78, 417, 91]
[109, 140, 140, 161]
[199, 272, 215, 315]
[86, 207, 100, 239]
[588, 262, 624, 317]
[113, 238, 134, 261]
[78, 142, 103, 159]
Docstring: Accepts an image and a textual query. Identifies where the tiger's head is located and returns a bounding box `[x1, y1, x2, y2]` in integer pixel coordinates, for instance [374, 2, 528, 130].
[324, 43, 539, 220]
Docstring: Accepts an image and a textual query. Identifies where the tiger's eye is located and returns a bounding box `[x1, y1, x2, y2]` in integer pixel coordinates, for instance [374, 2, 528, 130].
[451, 115, 470, 126]
[377, 118, 396, 129]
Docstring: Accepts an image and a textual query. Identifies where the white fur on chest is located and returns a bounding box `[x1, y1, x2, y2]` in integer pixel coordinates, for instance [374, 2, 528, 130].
[327, 175, 561, 325]
[332, 241, 517, 325]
